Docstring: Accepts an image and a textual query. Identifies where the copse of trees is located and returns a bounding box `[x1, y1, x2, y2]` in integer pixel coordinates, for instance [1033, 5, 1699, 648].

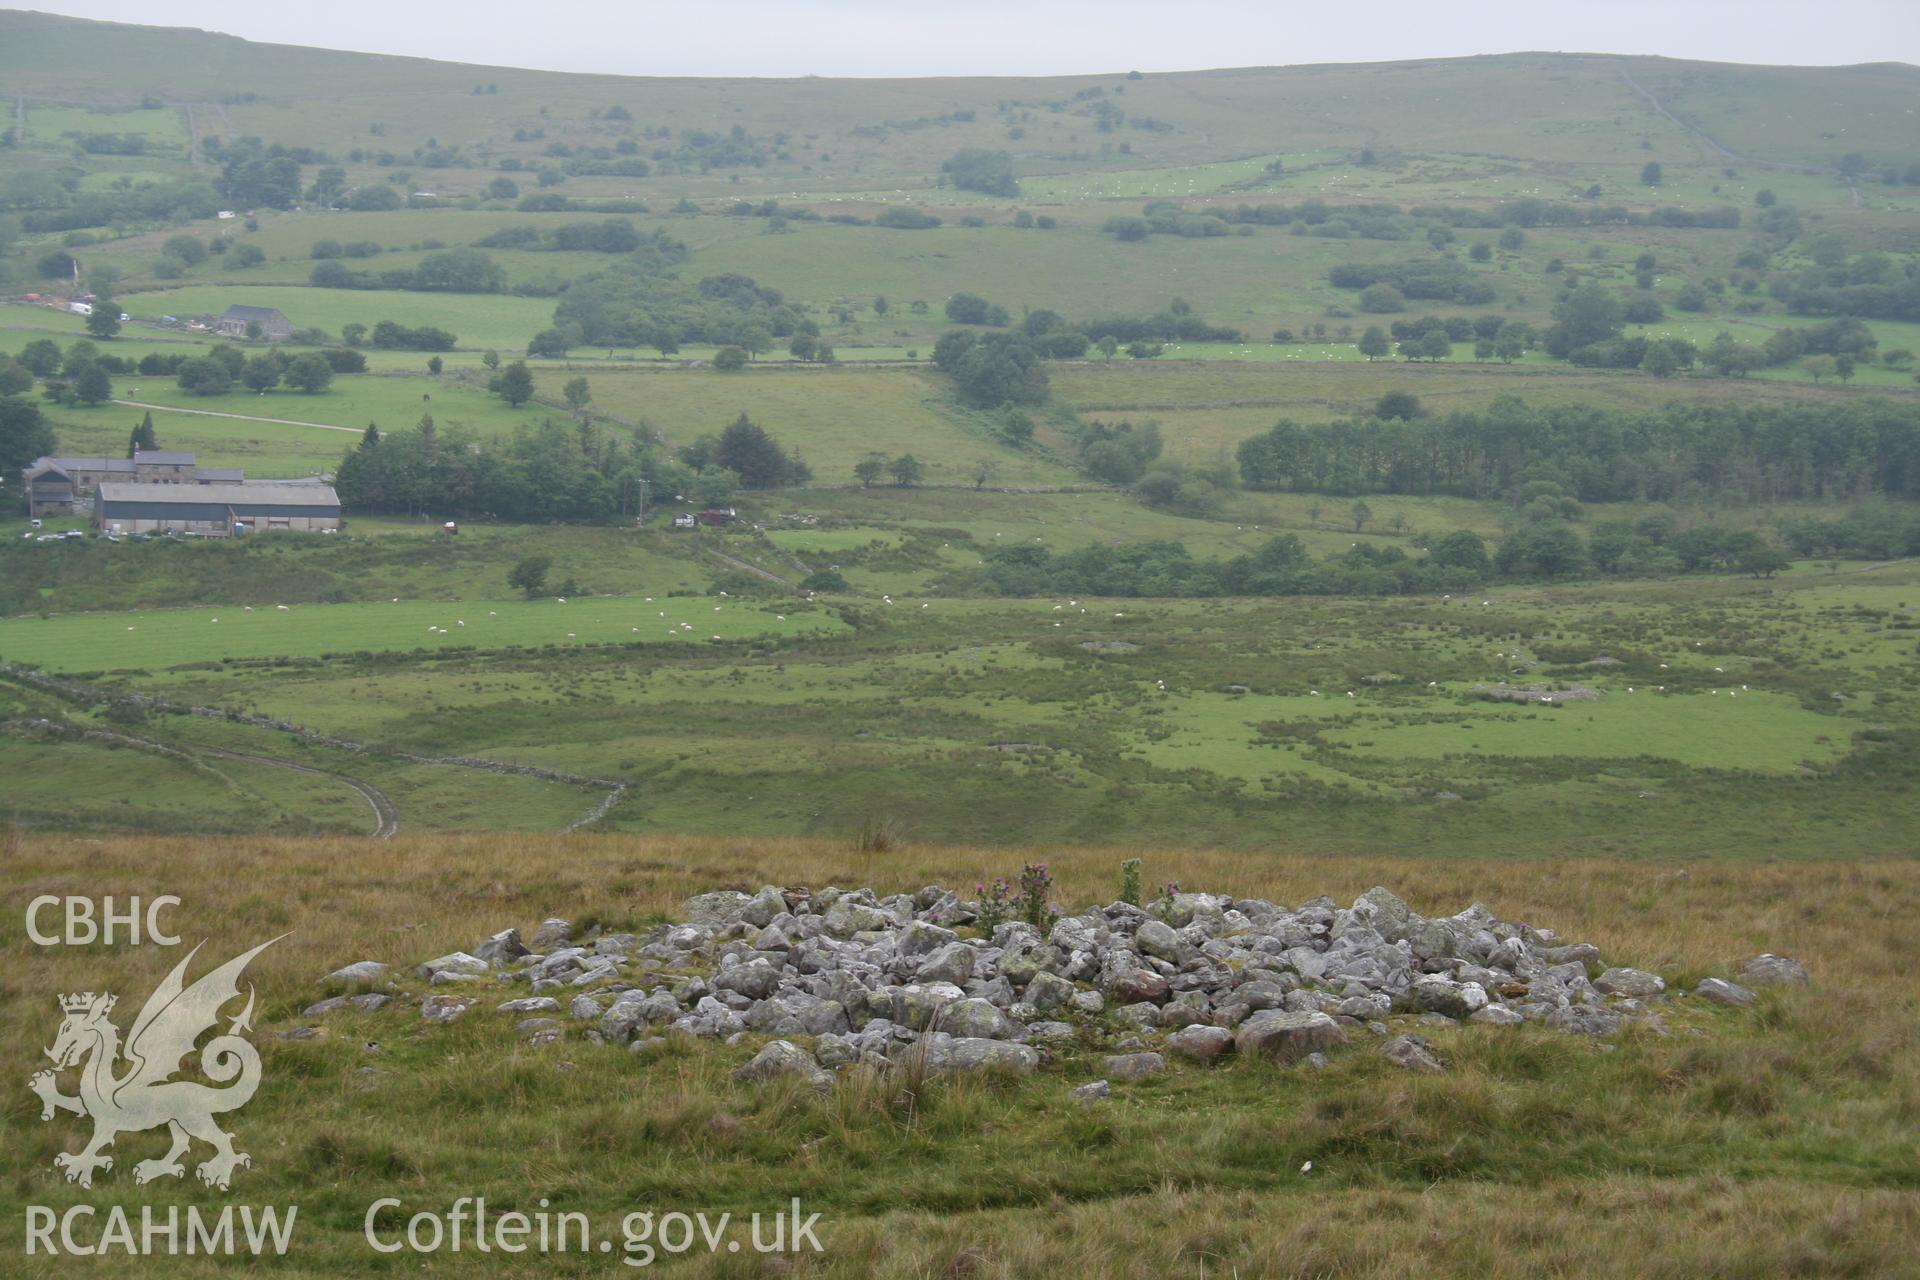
[1236, 397, 1920, 503]
[943, 148, 1019, 197]
[1077, 303, 1243, 344]
[334, 415, 664, 521]
[1329, 259, 1496, 306]
[312, 246, 505, 293]
[1072, 419, 1163, 484]
[546, 263, 797, 355]
[674, 413, 810, 489]
[206, 135, 326, 208]
[874, 207, 941, 230]
[474, 219, 661, 253]
[931, 330, 1050, 408]
[371, 321, 458, 351]
[945, 293, 1009, 326]
[11, 175, 219, 233]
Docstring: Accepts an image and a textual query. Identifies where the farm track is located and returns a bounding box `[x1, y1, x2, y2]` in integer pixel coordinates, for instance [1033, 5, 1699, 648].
[700, 543, 789, 585]
[0, 663, 623, 835]
[200, 746, 399, 837]
[111, 399, 366, 433]
[1618, 70, 1832, 178]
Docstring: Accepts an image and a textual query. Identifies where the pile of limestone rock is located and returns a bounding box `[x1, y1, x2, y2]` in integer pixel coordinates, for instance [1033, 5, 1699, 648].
[314, 884, 1805, 1089]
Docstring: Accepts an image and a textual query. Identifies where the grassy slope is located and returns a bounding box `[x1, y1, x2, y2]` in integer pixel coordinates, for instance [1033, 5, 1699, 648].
[5, 833, 1916, 1276]
[6, 562, 1916, 855]
[6, 13, 1909, 186]
[0, 594, 844, 669]
[586, 366, 1083, 485]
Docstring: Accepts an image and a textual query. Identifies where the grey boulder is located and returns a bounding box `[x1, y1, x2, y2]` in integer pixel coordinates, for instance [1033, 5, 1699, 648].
[1104, 1052, 1166, 1080]
[733, 1040, 832, 1090]
[1167, 1024, 1234, 1061]
[1692, 977, 1756, 1006]
[1594, 967, 1666, 998]
[1739, 954, 1809, 988]
[1380, 1033, 1445, 1073]
[1235, 1010, 1348, 1063]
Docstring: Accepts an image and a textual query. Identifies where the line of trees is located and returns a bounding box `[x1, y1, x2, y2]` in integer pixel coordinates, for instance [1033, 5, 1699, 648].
[333, 416, 656, 521]
[311, 247, 505, 293]
[1235, 397, 1920, 504]
[970, 513, 1798, 600]
[474, 219, 659, 253]
[333, 410, 807, 521]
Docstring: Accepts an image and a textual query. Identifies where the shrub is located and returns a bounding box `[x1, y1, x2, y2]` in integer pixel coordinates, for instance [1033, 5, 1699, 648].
[799, 569, 847, 592]
[975, 878, 1013, 934]
[874, 207, 941, 230]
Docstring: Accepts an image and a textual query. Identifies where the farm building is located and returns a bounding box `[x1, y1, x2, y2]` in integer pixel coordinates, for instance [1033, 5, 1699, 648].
[215, 304, 294, 340]
[22, 450, 241, 517]
[94, 482, 341, 536]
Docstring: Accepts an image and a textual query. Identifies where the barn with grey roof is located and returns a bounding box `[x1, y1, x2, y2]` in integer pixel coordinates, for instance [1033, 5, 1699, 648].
[95, 482, 341, 535]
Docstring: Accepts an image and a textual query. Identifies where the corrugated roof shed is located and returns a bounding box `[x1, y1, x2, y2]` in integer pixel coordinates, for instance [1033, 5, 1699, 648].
[97, 482, 340, 520]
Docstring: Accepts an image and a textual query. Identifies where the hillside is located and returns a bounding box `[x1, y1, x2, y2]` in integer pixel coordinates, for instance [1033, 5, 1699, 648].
[1, 13, 1917, 846]
[4, 10, 1917, 196]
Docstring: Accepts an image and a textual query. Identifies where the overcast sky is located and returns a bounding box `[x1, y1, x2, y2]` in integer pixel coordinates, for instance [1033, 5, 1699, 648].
[19, 1, 1920, 77]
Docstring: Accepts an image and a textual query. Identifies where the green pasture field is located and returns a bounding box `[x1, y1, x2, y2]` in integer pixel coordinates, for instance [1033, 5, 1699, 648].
[3, 561, 1913, 854]
[0, 593, 844, 672]
[96, 243, 618, 297]
[17, 102, 190, 153]
[678, 217, 1477, 340]
[585, 365, 1083, 485]
[40, 401, 364, 479]
[114, 285, 557, 351]
[24, 372, 535, 478]
[1048, 355, 1917, 427]
[108, 365, 523, 429]
[0, 523, 722, 614]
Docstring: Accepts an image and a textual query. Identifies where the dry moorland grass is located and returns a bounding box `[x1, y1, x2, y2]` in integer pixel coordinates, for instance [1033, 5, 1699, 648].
[5, 834, 1918, 1278]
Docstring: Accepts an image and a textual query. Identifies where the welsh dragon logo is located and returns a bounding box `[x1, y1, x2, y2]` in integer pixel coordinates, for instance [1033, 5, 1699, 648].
[30, 937, 283, 1190]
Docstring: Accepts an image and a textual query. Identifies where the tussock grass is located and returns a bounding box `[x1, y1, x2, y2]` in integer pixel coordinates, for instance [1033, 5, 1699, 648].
[6, 835, 1917, 1275]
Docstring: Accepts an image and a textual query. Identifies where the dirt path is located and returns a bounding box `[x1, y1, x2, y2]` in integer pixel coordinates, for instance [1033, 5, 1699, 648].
[112, 400, 366, 434]
[11, 96, 23, 147]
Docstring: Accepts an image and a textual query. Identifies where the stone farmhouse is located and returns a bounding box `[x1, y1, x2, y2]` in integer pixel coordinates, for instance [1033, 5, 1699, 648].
[22, 449, 241, 517]
[216, 304, 294, 340]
